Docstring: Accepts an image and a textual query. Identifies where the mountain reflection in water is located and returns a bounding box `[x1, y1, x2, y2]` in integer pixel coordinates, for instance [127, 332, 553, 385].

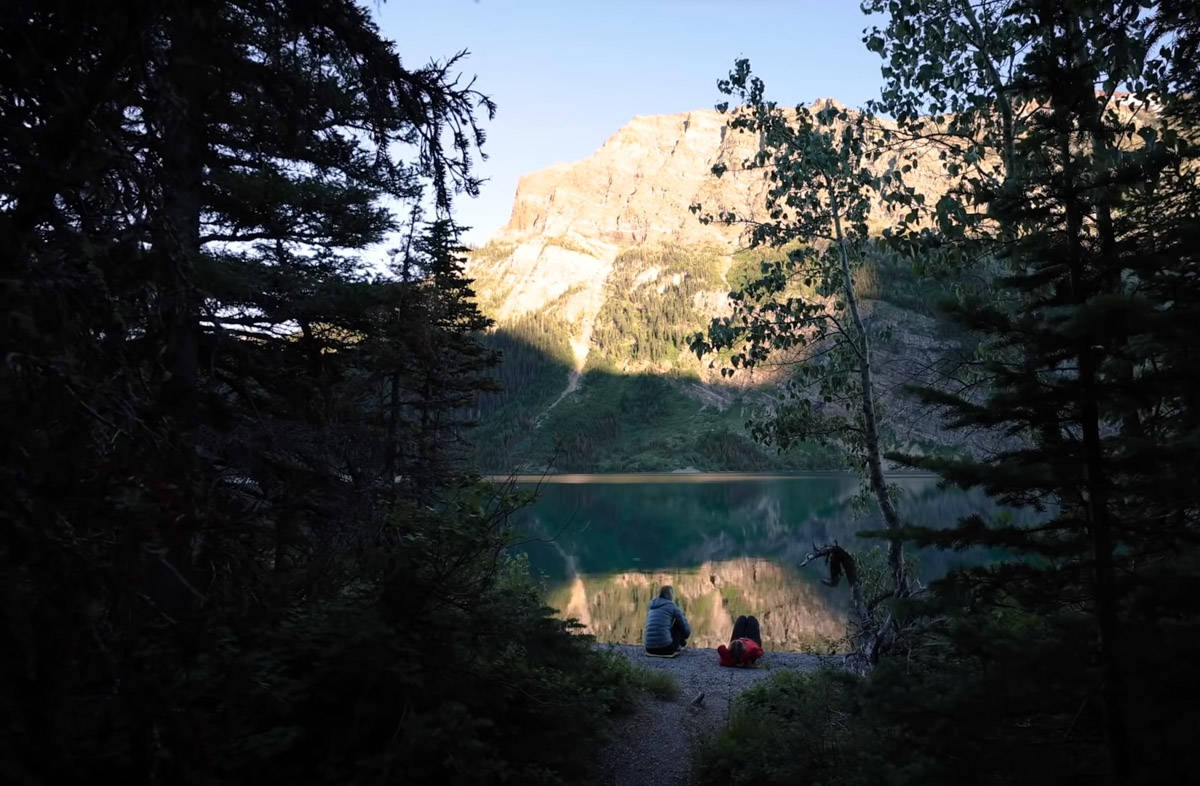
[546, 557, 847, 651]
[512, 473, 1020, 651]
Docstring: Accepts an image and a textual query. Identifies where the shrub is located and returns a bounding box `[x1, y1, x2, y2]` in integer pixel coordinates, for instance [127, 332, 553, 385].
[144, 499, 656, 786]
[589, 651, 682, 703]
[693, 669, 866, 786]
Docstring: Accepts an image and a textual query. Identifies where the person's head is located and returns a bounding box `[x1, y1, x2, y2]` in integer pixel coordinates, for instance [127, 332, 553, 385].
[658, 585, 674, 601]
[730, 639, 745, 662]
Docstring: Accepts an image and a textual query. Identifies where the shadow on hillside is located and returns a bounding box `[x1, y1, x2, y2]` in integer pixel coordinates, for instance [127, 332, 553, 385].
[470, 246, 977, 475]
[470, 328, 838, 474]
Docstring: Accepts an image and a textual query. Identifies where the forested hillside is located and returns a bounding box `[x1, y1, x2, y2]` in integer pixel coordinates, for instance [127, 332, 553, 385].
[469, 235, 968, 472]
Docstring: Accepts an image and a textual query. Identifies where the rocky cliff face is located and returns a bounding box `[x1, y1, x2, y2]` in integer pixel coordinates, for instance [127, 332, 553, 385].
[466, 103, 965, 471]
[467, 108, 772, 368]
[496, 110, 768, 248]
[468, 102, 950, 333]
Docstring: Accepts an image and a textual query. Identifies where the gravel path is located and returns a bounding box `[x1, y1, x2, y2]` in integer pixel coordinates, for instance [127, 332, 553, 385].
[592, 644, 831, 785]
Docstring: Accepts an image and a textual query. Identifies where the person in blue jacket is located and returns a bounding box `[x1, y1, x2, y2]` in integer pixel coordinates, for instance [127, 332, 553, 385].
[643, 585, 691, 655]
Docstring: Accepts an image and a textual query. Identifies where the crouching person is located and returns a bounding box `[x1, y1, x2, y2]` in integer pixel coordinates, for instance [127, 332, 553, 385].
[717, 614, 764, 667]
[644, 585, 691, 655]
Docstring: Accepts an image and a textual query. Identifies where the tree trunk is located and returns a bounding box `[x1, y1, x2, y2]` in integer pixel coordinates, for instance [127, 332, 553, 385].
[156, 6, 203, 416]
[385, 371, 400, 489]
[1071, 212, 1132, 786]
[1058, 105, 1132, 786]
[830, 200, 909, 597]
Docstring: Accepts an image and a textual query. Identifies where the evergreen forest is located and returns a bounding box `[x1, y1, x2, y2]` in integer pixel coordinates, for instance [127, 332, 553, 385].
[1, 2, 661, 783]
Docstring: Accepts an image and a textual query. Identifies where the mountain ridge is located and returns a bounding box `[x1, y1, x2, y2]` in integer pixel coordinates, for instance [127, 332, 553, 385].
[466, 104, 962, 473]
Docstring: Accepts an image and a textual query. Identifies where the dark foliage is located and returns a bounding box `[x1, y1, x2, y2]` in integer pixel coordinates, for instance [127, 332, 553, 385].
[883, 3, 1200, 782]
[0, 2, 642, 783]
[700, 2, 1200, 784]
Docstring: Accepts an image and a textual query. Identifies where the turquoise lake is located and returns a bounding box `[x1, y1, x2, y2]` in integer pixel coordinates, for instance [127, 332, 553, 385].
[510, 473, 1013, 651]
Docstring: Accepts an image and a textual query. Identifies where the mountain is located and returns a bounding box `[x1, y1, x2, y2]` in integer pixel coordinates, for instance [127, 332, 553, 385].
[466, 105, 962, 473]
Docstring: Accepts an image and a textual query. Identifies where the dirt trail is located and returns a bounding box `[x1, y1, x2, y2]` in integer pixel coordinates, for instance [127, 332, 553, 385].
[593, 644, 829, 785]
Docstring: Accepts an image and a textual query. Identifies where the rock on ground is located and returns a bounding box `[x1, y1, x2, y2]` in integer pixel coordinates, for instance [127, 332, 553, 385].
[592, 644, 831, 785]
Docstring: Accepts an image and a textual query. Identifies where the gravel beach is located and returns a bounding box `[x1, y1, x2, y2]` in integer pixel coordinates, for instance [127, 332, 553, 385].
[592, 644, 831, 785]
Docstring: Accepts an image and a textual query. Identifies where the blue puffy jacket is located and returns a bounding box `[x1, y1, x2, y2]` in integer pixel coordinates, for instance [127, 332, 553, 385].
[643, 596, 691, 649]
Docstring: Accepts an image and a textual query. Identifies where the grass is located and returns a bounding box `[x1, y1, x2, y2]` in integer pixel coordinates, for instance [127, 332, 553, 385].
[591, 649, 682, 707]
[631, 665, 681, 701]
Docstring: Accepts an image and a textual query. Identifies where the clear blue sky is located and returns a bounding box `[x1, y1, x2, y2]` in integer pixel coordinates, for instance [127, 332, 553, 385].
[375, 1, 889, 244]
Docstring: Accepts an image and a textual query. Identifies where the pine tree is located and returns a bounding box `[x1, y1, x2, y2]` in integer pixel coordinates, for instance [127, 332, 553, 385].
[0, 0, 504, 780]
[370, 219, 500, 500]
[862, 2, 1200, 781]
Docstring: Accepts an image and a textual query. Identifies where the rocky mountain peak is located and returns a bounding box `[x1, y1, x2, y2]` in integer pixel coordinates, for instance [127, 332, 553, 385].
[493, 108, 768, 249]
[468, 101, 957, 330]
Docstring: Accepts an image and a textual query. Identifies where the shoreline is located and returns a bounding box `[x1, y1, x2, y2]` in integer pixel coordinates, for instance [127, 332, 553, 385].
[482, 470, 941, 484]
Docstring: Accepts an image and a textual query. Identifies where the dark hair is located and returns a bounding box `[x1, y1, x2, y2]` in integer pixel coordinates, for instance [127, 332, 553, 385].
[658, 585, 674, 600]
[730, 639, 745, 662]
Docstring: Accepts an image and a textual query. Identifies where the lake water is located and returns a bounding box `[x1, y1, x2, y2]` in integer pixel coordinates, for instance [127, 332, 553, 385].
[511, 473, 1011, 652]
